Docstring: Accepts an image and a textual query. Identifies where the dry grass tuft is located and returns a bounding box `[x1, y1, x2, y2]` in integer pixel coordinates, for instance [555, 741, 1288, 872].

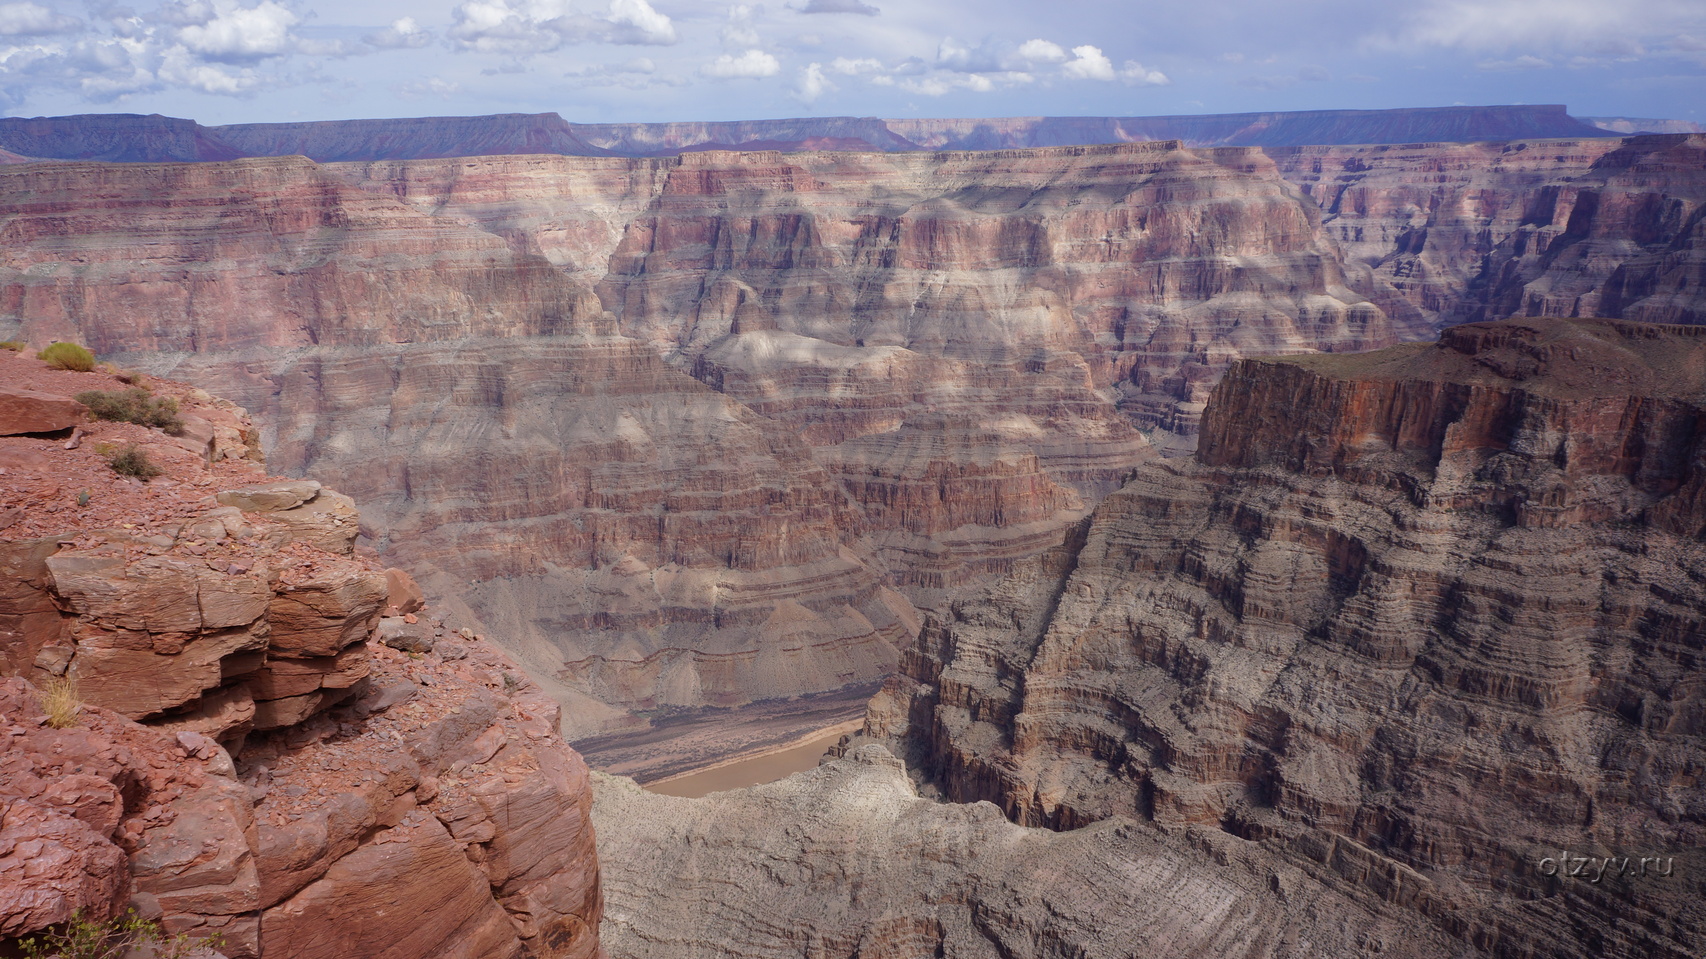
[40, 674, 81, 729]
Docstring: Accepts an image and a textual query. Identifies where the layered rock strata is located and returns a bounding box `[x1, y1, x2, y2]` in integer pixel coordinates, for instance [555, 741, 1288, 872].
[0, 352, 602, 959]
[592, 744, 1464, 959]
[864, 317, 1706, 959]
[1268, 133, 1706, 328]
[4, 134, 1702, 751]
[0, 140, 1411, 738]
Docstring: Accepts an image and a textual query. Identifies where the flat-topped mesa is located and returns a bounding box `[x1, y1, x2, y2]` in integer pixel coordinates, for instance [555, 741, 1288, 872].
[1199, 317, 1706, 534]
[866, 316, 1706, 959]
[0, 351, 602, 959]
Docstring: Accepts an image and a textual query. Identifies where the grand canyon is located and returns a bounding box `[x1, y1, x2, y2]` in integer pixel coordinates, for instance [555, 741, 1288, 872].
[2, 104, 1703, 959]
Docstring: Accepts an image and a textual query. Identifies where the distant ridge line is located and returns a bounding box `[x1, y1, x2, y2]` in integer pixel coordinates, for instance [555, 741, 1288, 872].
[0, 104, 1624, 163]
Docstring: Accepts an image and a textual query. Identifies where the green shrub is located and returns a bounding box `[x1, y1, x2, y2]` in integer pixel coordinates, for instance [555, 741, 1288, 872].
[0, 339, 25, 352]
[39, 341, 96, 372]
[16, 908, 221, 959]
[74, 388, 184, 435]
[104, 444, 162, 481]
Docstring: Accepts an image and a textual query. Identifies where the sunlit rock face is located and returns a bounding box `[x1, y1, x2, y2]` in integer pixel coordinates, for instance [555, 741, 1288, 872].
[867, 317, 1706, 959]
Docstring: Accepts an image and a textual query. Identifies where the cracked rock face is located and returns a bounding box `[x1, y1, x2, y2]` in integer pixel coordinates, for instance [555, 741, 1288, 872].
[866, 317, 1706, 959]
[0, 356, 602, 959]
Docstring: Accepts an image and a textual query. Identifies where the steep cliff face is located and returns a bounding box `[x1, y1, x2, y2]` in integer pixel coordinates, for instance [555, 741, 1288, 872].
[339, 142, 1406, 455]
[5, 135, 1701, 758]
[160, 337, 914, 724]
[0, 352, 602, 958]
[1268, 134, 1706, 328]
[867, 318, 1706, 959]
[0, 157, 599, 353]
[0, 142, 1411, 744]
[0, 156, 911, 740]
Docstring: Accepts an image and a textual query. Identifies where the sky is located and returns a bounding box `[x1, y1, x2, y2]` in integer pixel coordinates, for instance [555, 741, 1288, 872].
[0, 0, 1702, 126]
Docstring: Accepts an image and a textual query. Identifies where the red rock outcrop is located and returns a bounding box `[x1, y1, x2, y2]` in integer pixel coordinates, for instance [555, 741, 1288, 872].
[863, 317, 1706, 959]
[0, 353, 602, 959]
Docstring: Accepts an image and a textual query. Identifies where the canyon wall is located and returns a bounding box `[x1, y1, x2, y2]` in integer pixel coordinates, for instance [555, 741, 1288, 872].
[862, 317, 1705, 958]
[0, 141, 1417, 749]
[0, 351, 601, 958]
[1269, 134, 1706, 328]
[1, 134, 1700, 761]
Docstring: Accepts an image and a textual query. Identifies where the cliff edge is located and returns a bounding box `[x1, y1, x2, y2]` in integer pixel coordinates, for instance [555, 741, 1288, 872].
[0, 348, 603, 959]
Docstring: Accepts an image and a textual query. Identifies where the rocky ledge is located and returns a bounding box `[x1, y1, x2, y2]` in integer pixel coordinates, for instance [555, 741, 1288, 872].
[0, 348, 601, 959]
[863, 317, 1705, 958]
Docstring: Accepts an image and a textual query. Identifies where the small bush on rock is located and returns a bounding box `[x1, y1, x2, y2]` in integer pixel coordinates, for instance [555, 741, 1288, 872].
[17, 908, 222, 959]
[0, 339, 25, 352]
[74, 388, 184, 434]
[104, 443, 163, 481]
[39, 341, 96, 372]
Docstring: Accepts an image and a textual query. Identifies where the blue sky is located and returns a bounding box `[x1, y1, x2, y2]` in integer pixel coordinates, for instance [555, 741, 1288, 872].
[2, 0, 1702, 125]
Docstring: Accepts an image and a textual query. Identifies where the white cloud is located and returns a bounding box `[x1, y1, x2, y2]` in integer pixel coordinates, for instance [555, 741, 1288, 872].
[936, 37, 1002, 72]
[899, 72, 994, 95]
[395, 76, 462, 98]
[794, 61, 829, 101]
[448, 0, 675, 56]
[797, 0, 879, 15]
[701, 48, 779, 77]
[0, 2, 82, 37]
[1016, 38, 1067, 63]
[156, 43, 261, 93]
[1380, 0, 1702, 56]
[1119, 59, 1169, 85]
[606, 0, 675, 45]
[1476, 53, 1551, 69]
[365, 17, 432, 50]
[829, 56, 882, 75]
[175, 1, 299, 62]
[1061, 44, 1113, 80]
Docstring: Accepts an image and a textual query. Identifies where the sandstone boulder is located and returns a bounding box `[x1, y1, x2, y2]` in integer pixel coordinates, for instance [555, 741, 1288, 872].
[374, 616, 433, 653]
[0, 387, 84, 435]
[268, 566, 387, 658]
[217, 480, 322, 513]
[383, 568, 425, 615]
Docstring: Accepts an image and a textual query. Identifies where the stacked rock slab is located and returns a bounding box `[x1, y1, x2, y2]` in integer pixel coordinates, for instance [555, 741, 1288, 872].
[865, 318, 1705, 958]
[0, 352, 601, 959]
